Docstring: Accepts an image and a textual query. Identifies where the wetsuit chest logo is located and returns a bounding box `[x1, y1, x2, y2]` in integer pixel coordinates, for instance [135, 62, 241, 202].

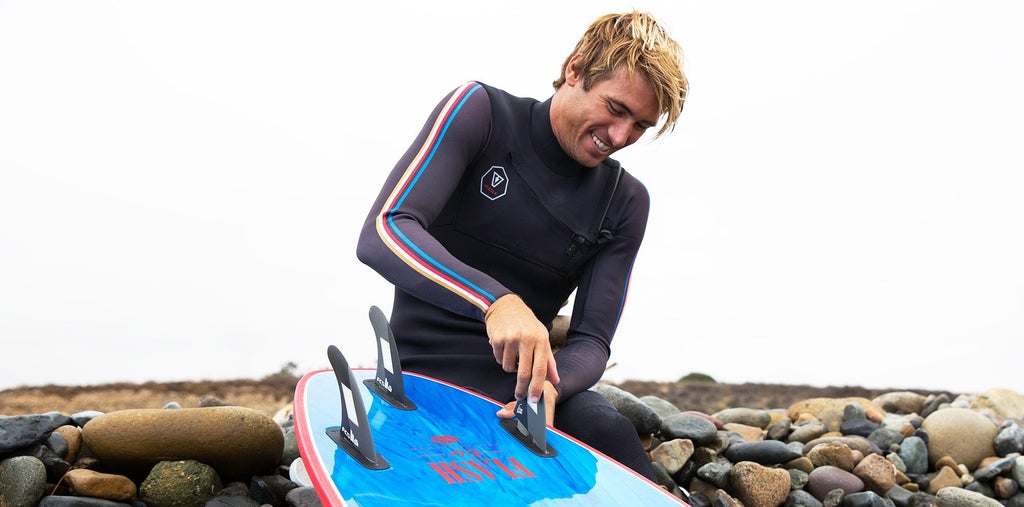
[480, 166, 508, 201]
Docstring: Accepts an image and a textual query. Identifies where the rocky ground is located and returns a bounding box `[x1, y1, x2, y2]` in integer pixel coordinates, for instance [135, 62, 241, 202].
[0, 372, 958, 417]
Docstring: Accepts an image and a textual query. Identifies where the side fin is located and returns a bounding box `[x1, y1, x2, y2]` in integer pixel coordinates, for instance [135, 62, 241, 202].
[325, 344, 389, 470]
[363, 306, 417, 410]
[500, 392, 557, 458]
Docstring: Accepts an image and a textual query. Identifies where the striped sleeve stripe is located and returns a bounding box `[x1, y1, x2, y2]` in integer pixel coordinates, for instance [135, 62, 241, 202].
[373, 82, 496, 312]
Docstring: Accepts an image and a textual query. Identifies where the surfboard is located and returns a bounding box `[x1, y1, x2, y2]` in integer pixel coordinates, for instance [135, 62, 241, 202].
[293, 306, 687, 507]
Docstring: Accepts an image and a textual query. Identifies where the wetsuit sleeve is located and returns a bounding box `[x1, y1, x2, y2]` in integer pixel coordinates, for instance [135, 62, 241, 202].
[356, 83, 512, 321]
[553, 177, 651, 399]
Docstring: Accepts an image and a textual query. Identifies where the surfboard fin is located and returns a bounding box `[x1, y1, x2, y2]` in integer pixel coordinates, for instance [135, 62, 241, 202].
[363, 305, 417, 410]
[325, 344, 390, 470]
[500, 393, 558, 458]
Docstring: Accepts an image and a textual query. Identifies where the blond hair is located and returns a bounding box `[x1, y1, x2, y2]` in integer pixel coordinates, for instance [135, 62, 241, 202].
[553, 11, 688, 137]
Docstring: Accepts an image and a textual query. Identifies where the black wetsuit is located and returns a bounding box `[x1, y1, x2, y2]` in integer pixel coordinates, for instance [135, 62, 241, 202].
[357, 82, 654, 479]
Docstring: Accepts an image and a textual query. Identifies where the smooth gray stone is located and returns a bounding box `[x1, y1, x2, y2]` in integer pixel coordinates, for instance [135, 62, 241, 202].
[0, 456, 47, 507]
[787, 489, 825, 507]
[0, 412, 73, 453]
[661, 412, 717, 445]
[723, 440, 802, 466]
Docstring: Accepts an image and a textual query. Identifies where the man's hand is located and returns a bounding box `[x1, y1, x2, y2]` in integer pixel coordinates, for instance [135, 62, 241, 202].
[496, 380, 559, 427]
[485, 294, 560, 402]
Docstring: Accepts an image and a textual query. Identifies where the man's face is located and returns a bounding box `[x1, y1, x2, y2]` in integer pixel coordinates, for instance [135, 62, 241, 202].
[552, 60, 660, 168]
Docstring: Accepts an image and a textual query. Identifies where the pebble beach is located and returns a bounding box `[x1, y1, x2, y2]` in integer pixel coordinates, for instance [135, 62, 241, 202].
[2, 384, 1023, 507]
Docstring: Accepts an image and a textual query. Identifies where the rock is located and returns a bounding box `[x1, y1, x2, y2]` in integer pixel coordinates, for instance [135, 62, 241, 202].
[935, 486, 1003, 507]
[971, 455, 1014, 481]
[205, 494, 261, 507]
[803, 436, 881, 457]
[70, 411, 104, 427]
[790, 422, 829, 444]
[926, 466, 962, 494]
[19, 443, 71, 483]
[641, 396, 682, 419]
[807, 465, 866, 501]
[992, 476, 1018, 499]
[38, 496, 135, 506]
[63, 469, 137, 501]
[696, 460, 732, 488]
[787, 489, 825, 507]
[725, 423, 765, 442]
[45, 431, 69, 460]
[138, 460, 223, 507]
[249, 474, 299, 506]
[724, 440, 802, 466]
[0, 455, 48, 507]
[920, 408, 997, 471]
[661, 412, 718, 445]
[650, 438, 694, 475]
[993, 421, 1024, 457]
[82, 406, 284, 480]
[853, 453, 898, 496]
[808, 441, 857, 471]
[0, 412, 73, 454]
[591, 384, 661, 435]
[280, 427, 300, 467]
[285, 486, 323, 507]
[768, 418, 793, 441]
[873, 392, 928, 415]
[841, 491, 889, 507]
[714, 408, 773, 429]
[867, 428, 905, 452]
[970, 389, 1024, 420]
[53, 426, 82, 463]
[788, 398, 883, 424]
[842, 418, 882, 438]
[1012, 456, 1024, 487]
[730, 461, 791, 507]
[898, 436, 929, 475]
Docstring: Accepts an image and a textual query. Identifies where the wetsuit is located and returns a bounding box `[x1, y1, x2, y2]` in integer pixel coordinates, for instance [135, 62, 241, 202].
[356, 82, 654, 479]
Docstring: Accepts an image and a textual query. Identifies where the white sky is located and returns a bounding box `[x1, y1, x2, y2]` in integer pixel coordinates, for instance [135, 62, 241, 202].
[1, 1, 1021, 395]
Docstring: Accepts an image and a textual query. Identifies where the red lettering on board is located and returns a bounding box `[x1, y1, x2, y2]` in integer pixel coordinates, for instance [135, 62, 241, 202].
[429, 462, 465, 485]
[428, 458, 538, 485]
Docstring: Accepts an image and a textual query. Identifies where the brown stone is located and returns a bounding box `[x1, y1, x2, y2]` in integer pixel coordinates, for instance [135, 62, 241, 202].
[53, 425, 82, 463]
[807, 441, 856, 471]
[787, 397, 883, 425]
[82, 406, 283, 481]
[853, 453, 897, 495]
[730, 461, 791, 507]
[64, 469, 136, 501]
[926, 466, 963, 494]
[723, 423, 764, 442]
[921, 408, 997, 471]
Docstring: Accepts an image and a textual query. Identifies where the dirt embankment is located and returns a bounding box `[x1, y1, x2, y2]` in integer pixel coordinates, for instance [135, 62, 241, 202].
[0, 373, 957, 416]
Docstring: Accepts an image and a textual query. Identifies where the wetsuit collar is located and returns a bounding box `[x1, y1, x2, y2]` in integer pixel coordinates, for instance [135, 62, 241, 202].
[531, 99, 587, 177]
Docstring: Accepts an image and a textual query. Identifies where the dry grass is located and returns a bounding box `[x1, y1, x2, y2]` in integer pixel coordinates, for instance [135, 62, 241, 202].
[1, 370, 959, 418]
[0, 374, 298, 417]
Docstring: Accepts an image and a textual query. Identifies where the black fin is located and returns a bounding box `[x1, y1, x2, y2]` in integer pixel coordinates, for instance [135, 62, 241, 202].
[363, 305, 417, 410]
[325, 344, 389, 470]
[500, 392, 557, 458]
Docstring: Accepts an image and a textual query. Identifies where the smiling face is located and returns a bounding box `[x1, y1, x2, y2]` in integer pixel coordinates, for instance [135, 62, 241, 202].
[550, 55, 660, 168]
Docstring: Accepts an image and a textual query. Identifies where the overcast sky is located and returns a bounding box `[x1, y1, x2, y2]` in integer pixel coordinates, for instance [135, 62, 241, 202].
[1, 1, 1021, 395]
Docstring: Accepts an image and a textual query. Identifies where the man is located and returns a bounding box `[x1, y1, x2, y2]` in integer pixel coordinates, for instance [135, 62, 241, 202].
[357, 11, 687, 480]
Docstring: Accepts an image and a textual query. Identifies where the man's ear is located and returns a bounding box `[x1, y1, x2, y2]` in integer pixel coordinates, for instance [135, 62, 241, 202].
[564, 53, 583, 87]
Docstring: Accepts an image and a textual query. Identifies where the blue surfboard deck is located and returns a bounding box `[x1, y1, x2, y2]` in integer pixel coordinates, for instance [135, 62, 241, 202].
[294, 368, 687, 507]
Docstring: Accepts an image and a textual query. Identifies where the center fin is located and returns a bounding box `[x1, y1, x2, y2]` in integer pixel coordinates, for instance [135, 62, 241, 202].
[363, 305, 417, 410]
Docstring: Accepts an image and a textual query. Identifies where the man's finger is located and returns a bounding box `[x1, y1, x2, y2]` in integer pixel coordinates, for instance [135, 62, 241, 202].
[502, 344, 519, 373]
